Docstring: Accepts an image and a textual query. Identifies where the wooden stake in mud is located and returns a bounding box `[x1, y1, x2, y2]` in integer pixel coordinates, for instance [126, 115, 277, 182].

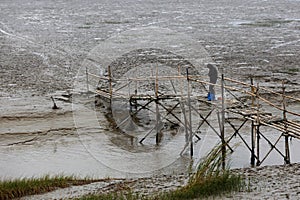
[178, 66, 191, 154]
[155, 64, 160, 145]
[256, 83, 261, 166]
[282, 81, 291, 164]
[221, 72, 226, 170]
[108, 66, 113, 100]
[134, 66, 138, 110]
[186, 67, 193, 157]
[51, 96, 59, 110]
[250, 77, 256, 166]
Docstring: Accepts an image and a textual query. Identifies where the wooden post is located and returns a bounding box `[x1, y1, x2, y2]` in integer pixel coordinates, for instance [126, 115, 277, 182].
[256, 83, 260, 166]
[256, 124, 260, 166]
[86, 67, 89, 92]
[250, 77, 256, 166]
[179, 66, 189, 145]
[155, 64, 160, 145]
[108, 66, 112, 99]
[221, 72, 226, 170]
[282, 81, 290, 164]
[128, 75, 131, 97]
[186, 67, 193, 157]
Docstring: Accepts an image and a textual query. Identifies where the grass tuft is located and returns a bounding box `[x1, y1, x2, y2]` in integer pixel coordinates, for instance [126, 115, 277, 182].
[0, 145, 245, 200]
[0, 175, 96, 200]
[78, 192, 141, 200]
[157, 144, 245, 199]
[78, 143, 246, 200]
[241, 19, 293, 27]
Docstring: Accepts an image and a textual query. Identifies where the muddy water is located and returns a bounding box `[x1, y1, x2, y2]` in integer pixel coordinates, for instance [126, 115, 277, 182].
[0, 97, 104, 179]
[0, 96, 192, 179]
[0, 0, 299, 180]
[1, 94, 299, 180]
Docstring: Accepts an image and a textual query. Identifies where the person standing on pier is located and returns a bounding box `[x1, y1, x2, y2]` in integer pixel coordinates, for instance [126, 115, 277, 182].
[207, 64, 218, 101]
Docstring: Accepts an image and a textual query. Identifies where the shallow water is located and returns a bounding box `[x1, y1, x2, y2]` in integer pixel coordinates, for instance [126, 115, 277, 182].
[1, 95, 299, 180]
[0, 0, 299, 180]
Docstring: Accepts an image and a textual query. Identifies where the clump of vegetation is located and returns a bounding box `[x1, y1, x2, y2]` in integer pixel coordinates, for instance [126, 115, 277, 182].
[159, 144, 245, 199]
[0, 175, 97, 200]
[0, 144, 245, 200]
[78, 192, 140, 200]
[288, 68, 299, 73]
[241, 19, 293, 27]
[79, 144, 246, 200]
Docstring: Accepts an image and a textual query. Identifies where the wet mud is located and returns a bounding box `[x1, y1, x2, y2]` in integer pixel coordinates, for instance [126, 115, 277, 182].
[0, 0, 299, 199]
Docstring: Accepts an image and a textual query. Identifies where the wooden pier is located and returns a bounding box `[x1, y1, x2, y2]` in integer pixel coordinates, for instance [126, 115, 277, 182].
[86, 65, 300, 167]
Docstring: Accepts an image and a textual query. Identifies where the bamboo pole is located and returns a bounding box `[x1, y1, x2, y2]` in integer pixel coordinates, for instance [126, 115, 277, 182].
[282, 81, 291, 164]
[226, 119, 253, 153]
[155, 64, 160, 145]
[259, 134, 284, 165]
[259, 120, 294, 135]
[139, 101, 181, 143]
[108, 66, 112, 99]
[180, 104, 190, 155]
[90, 72, 211, 81]
[256, 83, 261, 166]
[131, 66, 138, 111]
[259, 84, 300, 102]
[282, 122, 300, 134]
[186, 67, 193, 157]
[190, 78, 259, 99]
[221, 72, 226, 169]
[91, 72, 300, 103]
[286, 121, 300, 129]
[224, 77, 300, 102]
[179, 66, 189, 144]
[92, 71, 300, 116]
[91, 75, 196, 82]
[250, 77, 256, 166]
[211, 86, 300, 118]
[224, 77, 251, 87]
[257, 95, 300, 117]
[128, 76, 131, 98]
[190, 78, 300, 117]
[179, 65, 192, 156]
[263, 125, 300, 140]
[190, 104, 234, 152]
